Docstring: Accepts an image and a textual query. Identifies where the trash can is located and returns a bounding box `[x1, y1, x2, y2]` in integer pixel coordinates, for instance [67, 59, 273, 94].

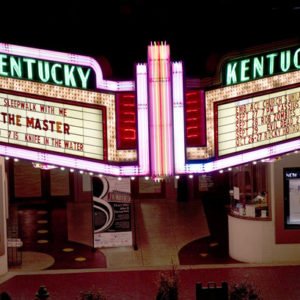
[196, 281, 228, 300]
[7, 238, 23, 266]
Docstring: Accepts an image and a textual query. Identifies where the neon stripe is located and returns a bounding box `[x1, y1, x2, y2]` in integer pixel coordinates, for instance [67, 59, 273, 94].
[148, 42, 174, 177]
[136, 64, 150, 175]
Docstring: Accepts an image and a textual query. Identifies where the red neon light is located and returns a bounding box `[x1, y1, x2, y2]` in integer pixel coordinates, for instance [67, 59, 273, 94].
[185, 91, 206, 147]
[116, 93, 137, 149]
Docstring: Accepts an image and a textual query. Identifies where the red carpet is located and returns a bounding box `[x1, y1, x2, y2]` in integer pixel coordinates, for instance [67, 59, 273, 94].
[179, 236, 242, 265]
[2, 265, 300, 299]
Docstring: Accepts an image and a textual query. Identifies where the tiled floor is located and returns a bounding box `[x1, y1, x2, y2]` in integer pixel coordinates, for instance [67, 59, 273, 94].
[2, 197, 300, 299]
[102, 198, 210, 268]
[8, 196, 236, 271]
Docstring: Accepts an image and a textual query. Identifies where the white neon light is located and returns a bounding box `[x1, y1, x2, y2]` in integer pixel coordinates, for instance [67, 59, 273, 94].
[172, 62, 186, 173]
[136, 63, 150, 175]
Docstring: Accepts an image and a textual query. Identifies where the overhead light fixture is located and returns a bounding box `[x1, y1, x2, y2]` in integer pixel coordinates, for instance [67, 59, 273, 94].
[32, 162, 57, 170]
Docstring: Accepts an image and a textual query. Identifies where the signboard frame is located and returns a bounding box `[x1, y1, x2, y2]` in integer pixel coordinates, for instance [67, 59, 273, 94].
[216, 84, 300, 158]
[0, 89, 107, 163]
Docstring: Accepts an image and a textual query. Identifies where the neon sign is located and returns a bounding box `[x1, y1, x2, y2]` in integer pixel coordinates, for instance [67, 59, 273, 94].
[0, 53, 94, 89]
[223, 45, 300, 85]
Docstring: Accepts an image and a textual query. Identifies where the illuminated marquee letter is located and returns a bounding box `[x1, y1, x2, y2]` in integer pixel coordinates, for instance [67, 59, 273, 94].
[226, 62, 238, 85]
[0, 54, 8, 76]
[253, 57, 264, 79]
[266, 53, 278, 75]
[240, 59, 250, 82]
[293, 48, 300, 69]
[280, 50, 291, 72]
[77, 67, 91, 89]
[51, 63, 63, 85]
[64, 65, 76, 87]
[23, 58, 36, 80]
[38, 61, 50, 83]
[10, 56, 22, 78]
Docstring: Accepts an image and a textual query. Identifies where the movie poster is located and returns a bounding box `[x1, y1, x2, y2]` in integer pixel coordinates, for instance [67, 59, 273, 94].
[93, 176, 132, 248]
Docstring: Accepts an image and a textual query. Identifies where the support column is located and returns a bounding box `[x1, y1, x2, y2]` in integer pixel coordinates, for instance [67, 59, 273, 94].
[0, 157, 8, 275]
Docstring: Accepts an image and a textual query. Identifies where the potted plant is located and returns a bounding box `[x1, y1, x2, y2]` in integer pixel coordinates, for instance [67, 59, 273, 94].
[78, 286, 107, 300]
[229, 280, 262, 300]
[156, 266, 179, 300]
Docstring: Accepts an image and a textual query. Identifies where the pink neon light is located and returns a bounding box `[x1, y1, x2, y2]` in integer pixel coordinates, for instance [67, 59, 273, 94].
[148, 42, 174, 177]
[0, 145, 140, 175]
[0, 42, 134, 91]
[161, 44, 173, 175]
[148, 45, 159, 175]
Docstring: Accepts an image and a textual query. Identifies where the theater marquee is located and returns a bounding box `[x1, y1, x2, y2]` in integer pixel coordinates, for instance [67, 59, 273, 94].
[0, 93, 104, 160]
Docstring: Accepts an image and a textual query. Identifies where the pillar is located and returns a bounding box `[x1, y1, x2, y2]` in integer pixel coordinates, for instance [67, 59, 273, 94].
[0, 157, 8, 275]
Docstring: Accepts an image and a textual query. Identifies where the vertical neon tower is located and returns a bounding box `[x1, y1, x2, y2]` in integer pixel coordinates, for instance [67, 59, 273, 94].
[148, 42, 174, 177]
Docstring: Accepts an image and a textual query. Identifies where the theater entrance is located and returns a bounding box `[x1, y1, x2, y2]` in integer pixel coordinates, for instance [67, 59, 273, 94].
[5, 159, 106, 270]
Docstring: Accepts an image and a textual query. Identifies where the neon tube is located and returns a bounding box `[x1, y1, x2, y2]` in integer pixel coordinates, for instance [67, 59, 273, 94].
[136, 63, 150, 175]
[148, 42, 174, 177]
[172, 138, 300, 174]
[172, 62, 186, 172]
